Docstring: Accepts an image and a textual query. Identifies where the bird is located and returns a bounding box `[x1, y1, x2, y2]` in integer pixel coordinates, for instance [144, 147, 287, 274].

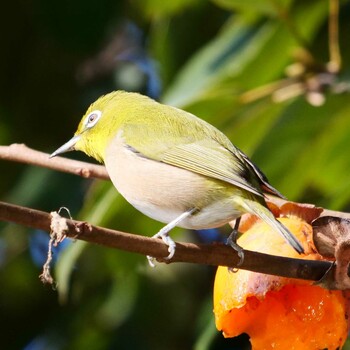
[50, 90, 304, 265]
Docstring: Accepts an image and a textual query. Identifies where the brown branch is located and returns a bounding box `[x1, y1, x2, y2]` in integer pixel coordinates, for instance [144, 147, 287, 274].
[0, 143, 109, 180]
[0, 200, 332, 281]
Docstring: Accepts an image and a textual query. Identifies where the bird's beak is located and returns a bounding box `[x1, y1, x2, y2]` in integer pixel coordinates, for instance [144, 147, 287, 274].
[50, 134, 81, 158]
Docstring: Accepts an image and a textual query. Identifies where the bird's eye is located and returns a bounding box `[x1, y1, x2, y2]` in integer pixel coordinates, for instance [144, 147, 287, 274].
[85, 110, 102, 128]
[89, 114, 97, 123]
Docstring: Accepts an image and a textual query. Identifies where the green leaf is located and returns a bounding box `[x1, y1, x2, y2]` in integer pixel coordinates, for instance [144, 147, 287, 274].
[133, 0, 202, 18]
[56, 240, 87, 303]
[212, 0, 293, 16]
[163, 0, 328, 109]
[95, 272, 138, 328]
[163, 17, 271, 107]
[252, 94, 350, 203]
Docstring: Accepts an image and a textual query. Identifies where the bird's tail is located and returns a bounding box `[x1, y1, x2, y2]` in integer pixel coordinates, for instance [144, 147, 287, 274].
[237, 197, 305, 254]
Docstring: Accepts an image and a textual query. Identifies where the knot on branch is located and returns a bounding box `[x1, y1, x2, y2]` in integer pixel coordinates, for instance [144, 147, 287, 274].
[39, 208, 71, 286]
[76, 167, 92, 178]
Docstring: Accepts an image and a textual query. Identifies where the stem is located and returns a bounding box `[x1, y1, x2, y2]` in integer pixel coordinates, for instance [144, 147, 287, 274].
[0, 143, 108, 180]
[328, 0, 341, 72]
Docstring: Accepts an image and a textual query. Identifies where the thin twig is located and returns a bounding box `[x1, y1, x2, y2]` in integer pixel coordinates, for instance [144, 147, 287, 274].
[0, 144, 108, 180]
[0, 200, 332, 281]
[328, 0, 341, 73]
[270, 0, 311, 51]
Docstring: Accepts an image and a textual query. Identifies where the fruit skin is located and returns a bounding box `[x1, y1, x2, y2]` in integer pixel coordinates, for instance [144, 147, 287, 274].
[214, 216, 348, 350]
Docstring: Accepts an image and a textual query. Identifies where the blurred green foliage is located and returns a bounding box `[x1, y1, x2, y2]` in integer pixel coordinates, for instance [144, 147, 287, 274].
[1, 0, 350, 349]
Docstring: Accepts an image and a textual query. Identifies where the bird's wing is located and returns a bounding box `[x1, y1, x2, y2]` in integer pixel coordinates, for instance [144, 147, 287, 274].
[160, 140, 264, 197]
[121, 122, 264, 197]
[236, 149, 285, 198]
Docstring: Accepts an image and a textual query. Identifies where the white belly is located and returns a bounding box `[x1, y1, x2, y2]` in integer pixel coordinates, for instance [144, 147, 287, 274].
[104, 136, 242, 229]
[128, 197, 241, 229]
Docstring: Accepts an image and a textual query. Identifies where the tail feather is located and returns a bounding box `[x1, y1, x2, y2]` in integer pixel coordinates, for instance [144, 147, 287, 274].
[258, 209, 304, 254]
[238, 198, 304, 254]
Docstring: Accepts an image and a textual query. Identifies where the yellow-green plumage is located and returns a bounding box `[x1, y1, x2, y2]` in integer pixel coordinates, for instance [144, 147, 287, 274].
[51, 90, 304, 257]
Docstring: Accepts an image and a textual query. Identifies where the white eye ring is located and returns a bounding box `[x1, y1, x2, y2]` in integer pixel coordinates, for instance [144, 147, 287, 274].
[85, 110, 102, 129]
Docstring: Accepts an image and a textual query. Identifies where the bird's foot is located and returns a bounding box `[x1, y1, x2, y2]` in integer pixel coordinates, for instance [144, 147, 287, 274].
[226, 229, 244, 269]
[147, 231, 176, 267]
[146, 209, 196, 267]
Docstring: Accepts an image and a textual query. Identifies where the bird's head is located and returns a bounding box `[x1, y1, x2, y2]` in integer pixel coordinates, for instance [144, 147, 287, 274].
[50, 90, 146, 162]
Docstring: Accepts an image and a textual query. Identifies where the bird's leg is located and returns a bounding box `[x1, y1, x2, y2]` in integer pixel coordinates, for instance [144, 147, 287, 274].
[147, 208, 197, 267]
[226, 217, 244, 268]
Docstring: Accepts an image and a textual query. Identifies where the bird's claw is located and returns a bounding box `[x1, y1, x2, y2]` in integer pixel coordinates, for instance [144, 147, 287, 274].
[147, 232, 176, 267]
[227, 229, 245, 267]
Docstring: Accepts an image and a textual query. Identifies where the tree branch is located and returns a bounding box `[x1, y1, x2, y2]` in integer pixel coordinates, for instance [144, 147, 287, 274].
[0, 143, 108, 180]
[0, 200, 332, 281]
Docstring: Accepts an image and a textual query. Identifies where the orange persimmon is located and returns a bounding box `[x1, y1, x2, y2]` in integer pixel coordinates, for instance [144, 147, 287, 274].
[213, 210, 349, 350]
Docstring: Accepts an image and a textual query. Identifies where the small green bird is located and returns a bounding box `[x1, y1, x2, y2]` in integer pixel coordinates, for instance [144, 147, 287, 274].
[51, 91, 304, 263]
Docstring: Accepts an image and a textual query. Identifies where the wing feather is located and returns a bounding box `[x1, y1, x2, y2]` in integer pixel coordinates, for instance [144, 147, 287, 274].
[120, 113, 275, 198]
[145, 138, 263, 197]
